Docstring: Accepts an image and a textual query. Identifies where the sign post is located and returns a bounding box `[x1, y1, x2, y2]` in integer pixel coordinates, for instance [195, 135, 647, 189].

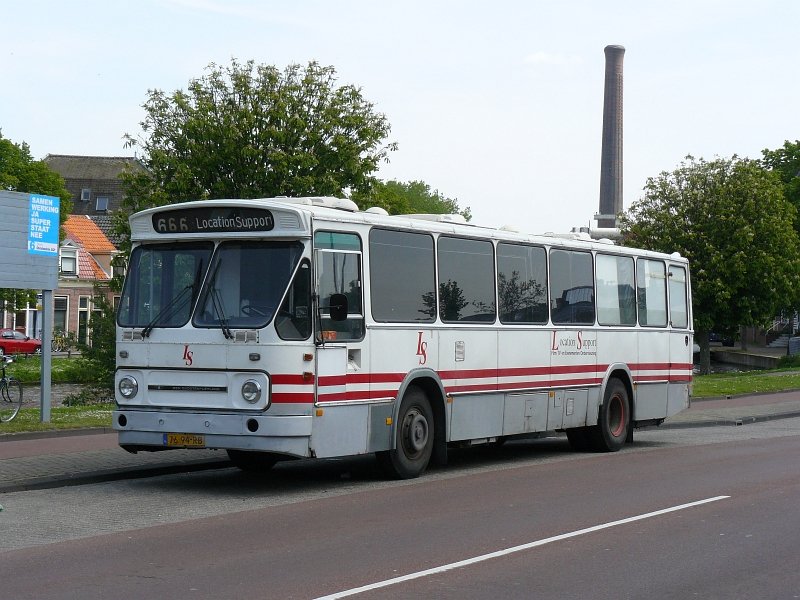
[0, 190, 60, 422]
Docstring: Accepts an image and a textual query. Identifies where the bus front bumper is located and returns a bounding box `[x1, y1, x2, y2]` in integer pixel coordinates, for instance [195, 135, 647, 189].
[113, 409, 313, 457]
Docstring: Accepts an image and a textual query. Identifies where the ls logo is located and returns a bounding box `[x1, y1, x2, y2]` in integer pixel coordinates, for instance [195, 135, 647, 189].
[416, 331, 428, 365]
[182, 344, 194, 366]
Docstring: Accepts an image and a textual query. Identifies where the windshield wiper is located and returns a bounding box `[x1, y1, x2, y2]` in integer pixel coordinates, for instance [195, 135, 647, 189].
[206, 259, 233, 339]
[141, 284, 194, 338]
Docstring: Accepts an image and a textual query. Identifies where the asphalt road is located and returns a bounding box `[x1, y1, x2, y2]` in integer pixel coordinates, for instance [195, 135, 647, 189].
[2, 416, 800, 599]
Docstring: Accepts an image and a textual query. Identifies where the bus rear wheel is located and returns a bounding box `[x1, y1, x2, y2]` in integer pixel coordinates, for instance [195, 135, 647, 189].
[227, 449, 280, 472]
[589, 378, 630, 452]
[377, 386, 434, 479]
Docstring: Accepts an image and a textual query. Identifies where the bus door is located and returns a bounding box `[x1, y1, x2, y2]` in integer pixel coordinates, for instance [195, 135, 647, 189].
[313, 231, 366, 405]
[635, 258, 670, 420]
[666, 263, 692, 415]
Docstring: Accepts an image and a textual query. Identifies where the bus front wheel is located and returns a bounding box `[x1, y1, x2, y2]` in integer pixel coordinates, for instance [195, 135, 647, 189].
[377, 386, 434, 479]
[590, 378, 630, 452]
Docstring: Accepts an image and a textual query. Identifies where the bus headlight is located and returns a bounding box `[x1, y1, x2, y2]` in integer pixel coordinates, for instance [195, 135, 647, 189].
[241, 380, 262, 404]
[118, 376, 139, 399]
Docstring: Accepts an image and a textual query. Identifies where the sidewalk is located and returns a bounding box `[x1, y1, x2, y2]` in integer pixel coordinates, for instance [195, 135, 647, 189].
[2, 392, 800, 493]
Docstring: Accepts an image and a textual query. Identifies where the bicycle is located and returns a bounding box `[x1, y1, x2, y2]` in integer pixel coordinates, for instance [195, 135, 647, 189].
[0, 355, 23, 422]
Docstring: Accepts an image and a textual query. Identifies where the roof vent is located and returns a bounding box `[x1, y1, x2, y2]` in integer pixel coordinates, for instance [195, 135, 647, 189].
[272, 197, 359, 212]
[365, 207, 389, 215]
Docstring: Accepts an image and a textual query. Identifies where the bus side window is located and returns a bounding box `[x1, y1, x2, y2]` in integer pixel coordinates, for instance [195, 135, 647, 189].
[314, 232, 365, 341]
[550, 249, 595, 325]
[637, 259, 667, 327]
[668, 265, 689, 329]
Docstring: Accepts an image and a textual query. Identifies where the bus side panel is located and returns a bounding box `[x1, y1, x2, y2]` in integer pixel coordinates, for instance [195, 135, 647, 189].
[668, 329, 693, 417]
[498, 329, 552, 434]
[439, 329, 500, 441]
[635, 330, 669, 420]
[310, 404, 370, 458]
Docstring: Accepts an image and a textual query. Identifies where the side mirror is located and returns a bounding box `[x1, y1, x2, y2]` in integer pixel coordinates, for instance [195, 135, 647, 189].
[329, 293, 348, 322]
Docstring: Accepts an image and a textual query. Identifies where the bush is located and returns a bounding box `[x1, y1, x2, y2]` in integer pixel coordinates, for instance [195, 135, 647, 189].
[62, 385, 114, 406]
[777, 354, 800, 368]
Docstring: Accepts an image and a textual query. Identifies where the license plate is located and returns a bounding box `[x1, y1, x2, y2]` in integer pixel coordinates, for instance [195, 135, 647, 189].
[164, 433, 205, 448]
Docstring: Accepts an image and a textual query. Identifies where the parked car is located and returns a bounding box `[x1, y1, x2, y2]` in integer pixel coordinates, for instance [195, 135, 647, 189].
[0, 329, 42, 355]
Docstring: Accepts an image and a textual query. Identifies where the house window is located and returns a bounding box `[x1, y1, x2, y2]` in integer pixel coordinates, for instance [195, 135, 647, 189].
[78, 296, 91, 345]
[60, 250, 77, 276]
[96, 197, 109, 212]
[81, 188, 91, 202]
[54, 296, 68, 332]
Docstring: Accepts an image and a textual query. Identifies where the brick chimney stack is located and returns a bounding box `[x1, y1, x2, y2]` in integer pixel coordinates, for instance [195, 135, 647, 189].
[597, 45, 625, 229]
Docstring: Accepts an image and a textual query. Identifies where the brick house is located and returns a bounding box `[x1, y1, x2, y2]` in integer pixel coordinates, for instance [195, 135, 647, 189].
[54, 215, 120, 345]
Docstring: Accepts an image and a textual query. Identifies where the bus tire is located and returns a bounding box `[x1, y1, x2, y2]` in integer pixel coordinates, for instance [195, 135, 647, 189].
[226, 449, 280, 472]
[589, 378, 630, 452]
[377, 386, 434, 479]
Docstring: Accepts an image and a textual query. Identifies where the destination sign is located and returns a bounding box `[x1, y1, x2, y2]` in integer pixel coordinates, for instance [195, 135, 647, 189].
[152, 207, 275, 234]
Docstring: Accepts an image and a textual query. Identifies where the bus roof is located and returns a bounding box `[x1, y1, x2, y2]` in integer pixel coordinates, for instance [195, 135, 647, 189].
[130, 196, 686, 263]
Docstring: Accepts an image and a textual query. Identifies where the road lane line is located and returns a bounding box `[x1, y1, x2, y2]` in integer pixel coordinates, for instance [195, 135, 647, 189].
[314, 495, 730, 599]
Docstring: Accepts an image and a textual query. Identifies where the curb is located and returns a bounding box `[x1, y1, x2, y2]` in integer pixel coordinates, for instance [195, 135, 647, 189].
[660, 409, 800, 429]
[0, 427, 115, 442]
[0, 457, 231, 493]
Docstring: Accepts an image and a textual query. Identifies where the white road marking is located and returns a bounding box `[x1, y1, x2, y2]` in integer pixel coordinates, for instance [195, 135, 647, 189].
[314, 495, 730, 599]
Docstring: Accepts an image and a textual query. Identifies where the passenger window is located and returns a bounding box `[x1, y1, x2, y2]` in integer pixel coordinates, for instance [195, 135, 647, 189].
[497, 243, 548, 324]
[370, 229, 436, 322]
[550, 249, 595, 325]
[668, 265, 689, 329]
[596, 254, 636, 326]
[438, 237, 496, 323]
[637, 259, 667, 327]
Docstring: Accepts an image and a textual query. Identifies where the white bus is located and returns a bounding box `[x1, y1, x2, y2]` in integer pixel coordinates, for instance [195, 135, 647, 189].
[113, 197, 693, 478]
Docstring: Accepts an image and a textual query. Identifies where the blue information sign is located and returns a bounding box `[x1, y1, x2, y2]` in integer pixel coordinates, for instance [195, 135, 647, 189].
[28, 194, 60, 256]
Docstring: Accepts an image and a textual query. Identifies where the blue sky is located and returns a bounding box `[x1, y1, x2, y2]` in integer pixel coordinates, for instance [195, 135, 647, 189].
[3, 0, 798, 233]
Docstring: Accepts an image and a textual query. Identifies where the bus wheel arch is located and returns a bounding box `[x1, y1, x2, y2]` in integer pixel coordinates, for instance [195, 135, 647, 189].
[377, 381, 442, 479]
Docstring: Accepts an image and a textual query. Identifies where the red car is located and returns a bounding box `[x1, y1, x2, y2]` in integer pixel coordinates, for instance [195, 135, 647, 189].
[0, 329, 42, 355]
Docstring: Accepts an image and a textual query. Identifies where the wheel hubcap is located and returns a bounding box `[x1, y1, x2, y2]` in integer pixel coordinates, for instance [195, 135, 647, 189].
[402, 408, 429, 457]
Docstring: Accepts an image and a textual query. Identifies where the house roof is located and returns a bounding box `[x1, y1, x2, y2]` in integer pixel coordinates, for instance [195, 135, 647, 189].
[44, 155, 145, 179]
[76, 247, 110, 280]
[64, 215, 117, 253]
[88, 214, 124, 247]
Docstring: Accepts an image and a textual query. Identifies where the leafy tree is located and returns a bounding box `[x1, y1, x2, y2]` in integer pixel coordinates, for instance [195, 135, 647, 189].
[64, 286, 117, 405]
[762, 140, 800, 223]
[118, 59, 396, 248]
[351, 179, 471, 220]
[0, 131, 73, 314]
[620, 155, 800, 374]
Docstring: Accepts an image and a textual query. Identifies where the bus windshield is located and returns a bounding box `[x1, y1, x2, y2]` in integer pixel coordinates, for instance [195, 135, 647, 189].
[118, 242, 213, 329]
[119, 240, 305, 331]
[193, 241, 304, 330]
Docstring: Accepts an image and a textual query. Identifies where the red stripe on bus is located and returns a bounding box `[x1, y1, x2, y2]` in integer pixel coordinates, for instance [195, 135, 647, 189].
[271, 393, 315, 403]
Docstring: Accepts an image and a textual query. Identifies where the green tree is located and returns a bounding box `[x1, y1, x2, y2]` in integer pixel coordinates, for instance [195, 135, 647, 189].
[620, 155, 800, 374]
[0, 131, 73, 313]
[762, 140, 800, 222]
[118, 59, 396, 248]
[64, 286, 117, 405]
[351, 179, 471, 220]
